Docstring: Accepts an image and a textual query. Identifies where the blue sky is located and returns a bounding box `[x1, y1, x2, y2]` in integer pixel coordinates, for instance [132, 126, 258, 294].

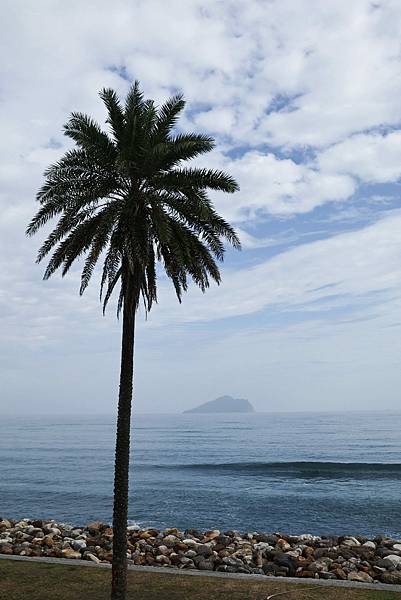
[2, 0, 401, 413]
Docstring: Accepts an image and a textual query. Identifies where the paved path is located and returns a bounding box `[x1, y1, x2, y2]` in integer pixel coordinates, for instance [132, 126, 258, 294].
[1, 553, 401, 593]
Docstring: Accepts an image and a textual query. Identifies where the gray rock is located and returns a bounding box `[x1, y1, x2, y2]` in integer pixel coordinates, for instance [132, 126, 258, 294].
[71, 539, 87, 551]
[197, 559, 214, 570]
[196, 544, 213, 557]
[362, 541, 376, 550]
[320, 572, 337, 580]
[342, 537, 361, 547]
[381, 555, 401, 569]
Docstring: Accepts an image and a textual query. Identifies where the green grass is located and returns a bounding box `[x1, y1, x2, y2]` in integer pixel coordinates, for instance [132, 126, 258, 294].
[0, 559, 400, 600]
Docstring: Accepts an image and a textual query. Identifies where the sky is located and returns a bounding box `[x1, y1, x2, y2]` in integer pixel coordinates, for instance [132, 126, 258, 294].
[2, 0, 401, 414]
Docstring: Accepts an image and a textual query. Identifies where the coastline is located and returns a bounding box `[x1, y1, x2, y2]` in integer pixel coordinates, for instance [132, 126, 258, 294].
[1, 518, 401, 585]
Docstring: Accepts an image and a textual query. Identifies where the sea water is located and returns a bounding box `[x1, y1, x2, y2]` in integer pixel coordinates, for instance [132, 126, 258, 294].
[1, 411, 400, 536]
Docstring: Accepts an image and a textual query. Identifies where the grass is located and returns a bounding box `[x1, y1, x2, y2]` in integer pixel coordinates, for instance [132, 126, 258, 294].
[0, 559, 400, 600]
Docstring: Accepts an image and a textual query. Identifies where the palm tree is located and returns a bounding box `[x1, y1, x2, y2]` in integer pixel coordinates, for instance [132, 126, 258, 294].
[26, 82, 240, 600]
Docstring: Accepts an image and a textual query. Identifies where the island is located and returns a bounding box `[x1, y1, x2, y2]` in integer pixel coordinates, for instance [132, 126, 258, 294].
[183, 395, 255, 414]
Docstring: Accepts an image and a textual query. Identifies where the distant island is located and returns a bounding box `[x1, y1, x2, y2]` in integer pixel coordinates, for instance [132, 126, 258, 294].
[184, 395, 255, 414]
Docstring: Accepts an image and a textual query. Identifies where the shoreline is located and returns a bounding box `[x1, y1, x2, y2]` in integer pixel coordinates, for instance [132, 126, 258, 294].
[1, 518, 401, 585]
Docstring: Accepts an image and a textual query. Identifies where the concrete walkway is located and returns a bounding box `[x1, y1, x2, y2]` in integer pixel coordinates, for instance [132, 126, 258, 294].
[1, 553, 401, 593]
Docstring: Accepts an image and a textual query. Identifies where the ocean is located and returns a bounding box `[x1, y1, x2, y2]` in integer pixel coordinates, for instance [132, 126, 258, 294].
[1, 411, 401, 537]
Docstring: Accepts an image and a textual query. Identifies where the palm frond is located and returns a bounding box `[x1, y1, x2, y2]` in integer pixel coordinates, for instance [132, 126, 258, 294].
[27, 81, 240, 315]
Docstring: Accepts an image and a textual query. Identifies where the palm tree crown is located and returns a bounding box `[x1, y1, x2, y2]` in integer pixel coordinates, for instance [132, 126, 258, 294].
[26, 82, 240, 310]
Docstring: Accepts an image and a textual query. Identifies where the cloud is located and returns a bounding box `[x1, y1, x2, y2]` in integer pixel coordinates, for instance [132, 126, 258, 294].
[215, 151, 356, 220]
[150, 209, 401, 326]
[318, 131, 401, 183]
[2, 0, 401, 411]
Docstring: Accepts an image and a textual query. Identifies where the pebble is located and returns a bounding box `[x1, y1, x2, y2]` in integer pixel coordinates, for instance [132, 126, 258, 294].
[0, 517, 401, 585]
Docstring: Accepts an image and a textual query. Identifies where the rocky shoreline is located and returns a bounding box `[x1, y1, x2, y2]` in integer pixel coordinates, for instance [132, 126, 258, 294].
[1, 518, 401, 584]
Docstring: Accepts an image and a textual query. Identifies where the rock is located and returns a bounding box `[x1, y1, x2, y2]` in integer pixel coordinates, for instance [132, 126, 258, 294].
[182, 538, 198, 547]
[362, 541, 376, 550]
[61, 548, 81, 559]
[341, 537, 361, 547]
[380, 572, 401, 584]
[71, 539, 87, 551]
[163, 528, 180, 537]
[277, 538, 291, 551]
[254, 550, 263, 568]
[274, 555, 296, 576]
[348, 571, 373, 583]
[263, 563, 286, 576]
[2, 519, 401, 584]
[255, 534, 278, 545]
[0, 519, 12, 529]
[85, 552, 101, 563]
[42, 535, 56, 547]
[381, 555, 401, 569]
[319, 572, 337, 580]
[254, 542, 273, 553]
[196, 544, 213, 557]
[70, 529, 83, 538]
[286, 550, 301, 559]
[86, 522, 104, 534]
[223, 556, 243, 568]
[163, 535, 179, 546]
[168, 553, 181, 566]
[197, 559, 214, 570]
[331, 567, 347, 580]
[308, 560, 329, 573]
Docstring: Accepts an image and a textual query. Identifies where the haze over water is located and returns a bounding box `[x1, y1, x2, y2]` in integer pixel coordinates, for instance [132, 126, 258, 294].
[1, 411, 401, 537]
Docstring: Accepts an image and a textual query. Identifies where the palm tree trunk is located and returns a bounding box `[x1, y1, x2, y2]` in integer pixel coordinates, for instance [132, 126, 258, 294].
[111, 274, 137, 600]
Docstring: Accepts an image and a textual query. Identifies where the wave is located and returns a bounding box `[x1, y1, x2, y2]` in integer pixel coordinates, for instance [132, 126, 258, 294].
[140, 461, 401, 480]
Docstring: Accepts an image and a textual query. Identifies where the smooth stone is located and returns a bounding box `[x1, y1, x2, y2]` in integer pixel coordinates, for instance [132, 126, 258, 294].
[347, 572, 374, 583]
[182, 539, 198, 547]
[362, 541, 376, 550]
[71, 539, 87, 551]
[381, 555, 401, 569]
[342, 537, 361, 547]
[0, 520, 12, 529]
[61, 548, 81, 559]
[85, 552, 101, 563]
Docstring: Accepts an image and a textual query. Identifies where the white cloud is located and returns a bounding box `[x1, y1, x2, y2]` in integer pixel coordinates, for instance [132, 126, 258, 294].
[150, 209, 401, 325]
[318, 131, 401, 183]
[203, 150, 356, 221]
[2, 0, 401, 411]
